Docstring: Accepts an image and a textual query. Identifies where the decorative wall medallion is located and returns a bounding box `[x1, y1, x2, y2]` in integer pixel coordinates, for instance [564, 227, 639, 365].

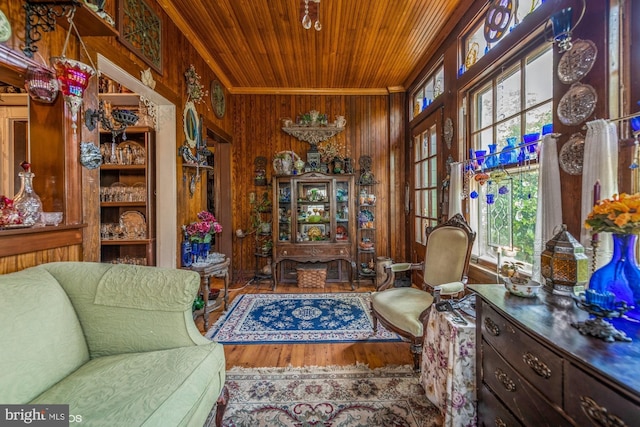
[444, 117, 454, 149]
[559, 133, 584, 175]
[557, 83, 597, 126]
[557, 39, 597, 85]
[210, 80, 226, 119]
[119, 0, 162, 73]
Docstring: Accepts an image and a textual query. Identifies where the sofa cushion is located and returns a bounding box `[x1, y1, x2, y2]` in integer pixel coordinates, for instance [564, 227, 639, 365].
[31, 342, 226, 427]
[0, 268, 89, 403]
[41, 262, 206, 358]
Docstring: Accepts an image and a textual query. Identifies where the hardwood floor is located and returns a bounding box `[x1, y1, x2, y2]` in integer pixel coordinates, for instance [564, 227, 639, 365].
[194, 278, 413, 370]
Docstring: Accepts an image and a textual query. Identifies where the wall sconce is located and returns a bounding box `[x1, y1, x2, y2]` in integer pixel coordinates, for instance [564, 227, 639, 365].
[546, 0, 586, 52]
[85, 99, 139, 142]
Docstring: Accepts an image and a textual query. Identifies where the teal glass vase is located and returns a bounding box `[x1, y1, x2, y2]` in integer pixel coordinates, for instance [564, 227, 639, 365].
[588, 233, 640, 320]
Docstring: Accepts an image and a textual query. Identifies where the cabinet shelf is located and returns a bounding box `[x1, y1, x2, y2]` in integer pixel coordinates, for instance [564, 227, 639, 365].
[101, 239, 152, 245]
[100, 129, 155, 265]
[356, 175, 377, 283]
[101, 202, 147, 207]
[101, 164, 146, 170]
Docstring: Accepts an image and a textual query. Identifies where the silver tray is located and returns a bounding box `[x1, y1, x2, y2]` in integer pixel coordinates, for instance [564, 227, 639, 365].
[557, 83, 597, 126]
[557, 39, 597, 85]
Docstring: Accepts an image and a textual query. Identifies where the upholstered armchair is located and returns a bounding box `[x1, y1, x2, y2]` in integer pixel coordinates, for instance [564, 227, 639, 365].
[370, 213, 476, 371]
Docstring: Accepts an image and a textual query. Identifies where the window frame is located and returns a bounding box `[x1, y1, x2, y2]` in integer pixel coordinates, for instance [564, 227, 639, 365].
[464, 42, 553, 272]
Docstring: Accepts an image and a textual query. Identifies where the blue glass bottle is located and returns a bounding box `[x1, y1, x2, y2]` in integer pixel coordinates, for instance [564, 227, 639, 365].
[588, 233, 640, 320]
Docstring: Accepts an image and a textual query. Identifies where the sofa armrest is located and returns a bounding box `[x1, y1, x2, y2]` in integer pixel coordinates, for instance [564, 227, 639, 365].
[40, 262, 212, 358]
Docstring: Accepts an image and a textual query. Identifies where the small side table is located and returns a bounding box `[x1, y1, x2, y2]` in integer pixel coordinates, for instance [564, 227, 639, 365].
[187, 258, 230, 330]
[420, 306, 477, 427]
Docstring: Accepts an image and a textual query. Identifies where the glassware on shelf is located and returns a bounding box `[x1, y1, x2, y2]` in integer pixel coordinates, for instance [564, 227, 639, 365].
[13, 161, 43, 226]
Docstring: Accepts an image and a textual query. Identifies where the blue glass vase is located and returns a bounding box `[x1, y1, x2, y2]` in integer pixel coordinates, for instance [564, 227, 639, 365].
[588, 233, 640, 320]
[499, 137, 518, 165]
[486, 144, 498, 168]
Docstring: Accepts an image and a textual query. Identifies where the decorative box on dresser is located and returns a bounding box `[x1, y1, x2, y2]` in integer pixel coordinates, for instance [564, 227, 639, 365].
[469, 284, 640, 427]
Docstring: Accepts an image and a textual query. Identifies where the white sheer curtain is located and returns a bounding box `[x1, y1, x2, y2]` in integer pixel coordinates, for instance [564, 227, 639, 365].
[581, 119, 619, 270]
[448, 162, 463, 218]
[532, 134, 563, 284]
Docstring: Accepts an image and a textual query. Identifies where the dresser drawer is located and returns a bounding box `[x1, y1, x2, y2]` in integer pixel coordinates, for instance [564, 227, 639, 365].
[479, 384, 523, 427]
[482, 339, 573, 426]
[274, 244, 351, 260]
[481, 301, 563, 403]
[564, 362, 639, 427]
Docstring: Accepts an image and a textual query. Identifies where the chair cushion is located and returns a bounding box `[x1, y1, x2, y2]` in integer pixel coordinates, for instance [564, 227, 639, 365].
[31, 342, 226, 427]
[371, 287, 434, 337]
[0, 268, 89, 404]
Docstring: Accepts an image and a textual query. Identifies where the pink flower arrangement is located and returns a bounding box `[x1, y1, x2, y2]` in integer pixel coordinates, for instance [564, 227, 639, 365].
[185, 211, 222, 243]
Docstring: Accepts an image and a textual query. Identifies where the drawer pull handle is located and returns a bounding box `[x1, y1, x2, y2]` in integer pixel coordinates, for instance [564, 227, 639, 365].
[495, 418, 507, 427]
[580, 396, 627, 427]
[485, 317, 500, 336]
[495, 368, 516, 392]
[522, 352, 551, 379]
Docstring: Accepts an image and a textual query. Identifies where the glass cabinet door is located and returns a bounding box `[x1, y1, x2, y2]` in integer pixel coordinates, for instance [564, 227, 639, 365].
[335, 179, 350, 243]
[276, 180, 292, 242]
[296, 180, 330, 243]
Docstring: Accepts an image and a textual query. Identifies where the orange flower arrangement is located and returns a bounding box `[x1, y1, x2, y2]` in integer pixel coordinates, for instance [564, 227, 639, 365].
[585, 193, 640, 234]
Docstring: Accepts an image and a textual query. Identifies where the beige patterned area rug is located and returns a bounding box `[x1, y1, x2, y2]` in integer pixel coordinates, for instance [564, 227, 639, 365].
[205, 364, 442, 427]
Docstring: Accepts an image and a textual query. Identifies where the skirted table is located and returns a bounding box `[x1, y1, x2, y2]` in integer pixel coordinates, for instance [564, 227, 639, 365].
[420, 306, 477, 427]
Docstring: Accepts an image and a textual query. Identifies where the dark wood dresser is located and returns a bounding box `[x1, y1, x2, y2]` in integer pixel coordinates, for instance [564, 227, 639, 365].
[469, 285, 640, 427]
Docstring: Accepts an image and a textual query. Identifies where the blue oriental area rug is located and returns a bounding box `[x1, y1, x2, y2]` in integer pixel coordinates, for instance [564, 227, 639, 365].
[205, 293, 401, 344]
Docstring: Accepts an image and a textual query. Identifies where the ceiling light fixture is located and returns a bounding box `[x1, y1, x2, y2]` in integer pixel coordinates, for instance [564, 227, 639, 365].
[302, 0, 321, 31]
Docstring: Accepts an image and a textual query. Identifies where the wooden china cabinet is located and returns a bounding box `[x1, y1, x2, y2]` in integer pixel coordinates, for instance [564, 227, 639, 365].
[272, 172, 356, 289]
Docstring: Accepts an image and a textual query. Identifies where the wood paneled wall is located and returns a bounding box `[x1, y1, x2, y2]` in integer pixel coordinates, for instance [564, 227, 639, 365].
[231, 94, 405, 277]
[0, 0, 235, 271]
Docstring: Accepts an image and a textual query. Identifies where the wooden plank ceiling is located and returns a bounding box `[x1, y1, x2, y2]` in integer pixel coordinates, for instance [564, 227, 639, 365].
[156, 0, 473, 93]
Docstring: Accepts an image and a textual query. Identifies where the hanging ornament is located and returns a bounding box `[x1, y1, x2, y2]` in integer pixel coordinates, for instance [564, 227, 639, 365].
[51, 56, 95, 131]
[24, 65, 59, 104]
[470, 191, 479, 199]
[50, 10, 97, 132]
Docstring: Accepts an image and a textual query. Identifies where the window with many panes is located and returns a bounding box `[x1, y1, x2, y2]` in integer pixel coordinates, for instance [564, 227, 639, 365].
[468, 44, 553, 271]
[414, 123, 438, 244]
[412, 65, 444, 119]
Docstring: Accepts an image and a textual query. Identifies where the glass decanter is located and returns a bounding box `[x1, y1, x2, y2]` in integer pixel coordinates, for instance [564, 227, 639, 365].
[13, 161, 43, 226]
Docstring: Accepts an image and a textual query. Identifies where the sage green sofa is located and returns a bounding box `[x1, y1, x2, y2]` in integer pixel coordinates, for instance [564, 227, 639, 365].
[0, 262, 226, 427]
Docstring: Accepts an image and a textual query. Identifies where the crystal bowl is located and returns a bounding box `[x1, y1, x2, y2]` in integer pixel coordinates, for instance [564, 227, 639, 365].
[41, 211, 63, 226]
[504, 278, 542, 298]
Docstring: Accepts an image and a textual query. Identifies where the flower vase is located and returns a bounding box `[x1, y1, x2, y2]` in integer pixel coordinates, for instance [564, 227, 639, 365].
[588, 233, 640, 320]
